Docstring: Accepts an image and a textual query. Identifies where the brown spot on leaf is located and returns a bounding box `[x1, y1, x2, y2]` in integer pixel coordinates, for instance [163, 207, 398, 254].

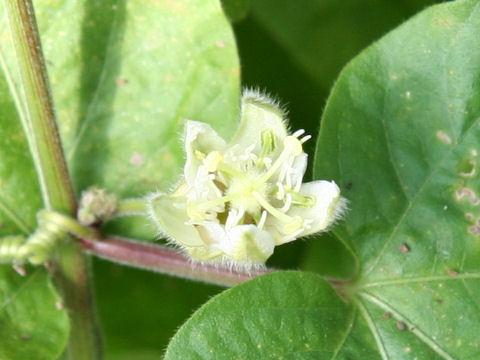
[468, 223, 480, 237]
[447, 269, 459, 277]
[21, 334, 31, 340]
[382, 312, 392, 319]
[455, 187, 480, 206]
[116, 78, 128, 85]
[396, 321, 406, 331]
[398, 243, 410, 253]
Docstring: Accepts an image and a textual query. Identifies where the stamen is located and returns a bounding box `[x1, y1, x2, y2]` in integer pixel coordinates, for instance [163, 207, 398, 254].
[239, 144, 256, 161]
[204, 151, 222, 172]
[300, 135, 311, 144]
[294, 176, 302, 192]
[285, 167, 293, 188]
[288, 190, 316, 207]
[255, 136, 301, 185]
[275, 182, 285, 200]
[257, 210, 267, 230]
[225, 206, 245, 229]
[279, 194, 292, 212]
[292, 129, 305, 138]
[252, 191, 293, 224]
[260, 130, 275, 157]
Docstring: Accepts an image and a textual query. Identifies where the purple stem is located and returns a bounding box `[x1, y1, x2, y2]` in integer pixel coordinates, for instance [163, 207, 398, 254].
[80, 236, 274, 287]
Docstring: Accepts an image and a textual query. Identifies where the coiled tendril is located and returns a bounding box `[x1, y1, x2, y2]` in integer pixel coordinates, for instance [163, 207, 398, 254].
[0, 210, 99, 265]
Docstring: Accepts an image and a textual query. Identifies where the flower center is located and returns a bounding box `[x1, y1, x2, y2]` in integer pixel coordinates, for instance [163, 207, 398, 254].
[188, 130, 315, 235]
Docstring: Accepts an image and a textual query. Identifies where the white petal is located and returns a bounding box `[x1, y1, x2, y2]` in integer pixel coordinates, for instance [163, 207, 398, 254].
[190, 165, 223, 205]
[228, 91, 288, 158]
[184, 121, 227, 184]
[148, 192, 205, 248]
[199, 222, 274, 264]
[221, 225, 275, 264]
[289, 180, 345, 237]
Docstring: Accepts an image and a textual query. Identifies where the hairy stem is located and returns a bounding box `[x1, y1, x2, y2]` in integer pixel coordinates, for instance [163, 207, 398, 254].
[4, 0, 74, 211]
[5, 0, 101, 358]
[82, 236, 273, 287]
[115, 198, 149, 217]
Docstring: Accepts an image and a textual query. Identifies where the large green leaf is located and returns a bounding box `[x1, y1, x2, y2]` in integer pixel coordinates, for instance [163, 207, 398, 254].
[165, 271, 379, 360]
[312, 0, 480, 358]
[0, 267, 69, 360]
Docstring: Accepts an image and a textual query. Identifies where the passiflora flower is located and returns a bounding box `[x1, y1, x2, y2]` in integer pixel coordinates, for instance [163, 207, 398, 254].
[148, 91, 346, 269]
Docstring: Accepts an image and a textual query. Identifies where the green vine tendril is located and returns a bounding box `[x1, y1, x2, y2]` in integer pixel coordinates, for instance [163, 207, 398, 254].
[0, 210, 100, 265]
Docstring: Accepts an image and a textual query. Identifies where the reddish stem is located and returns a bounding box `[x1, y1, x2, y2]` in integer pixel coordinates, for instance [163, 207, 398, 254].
[80, 236, 274, 287]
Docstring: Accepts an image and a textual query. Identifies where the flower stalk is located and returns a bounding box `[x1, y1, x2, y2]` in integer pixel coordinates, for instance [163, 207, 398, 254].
[81, 236, 273, 287]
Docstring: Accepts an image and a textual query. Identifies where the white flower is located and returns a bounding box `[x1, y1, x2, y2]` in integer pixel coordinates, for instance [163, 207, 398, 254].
[148, 91, 346, 268]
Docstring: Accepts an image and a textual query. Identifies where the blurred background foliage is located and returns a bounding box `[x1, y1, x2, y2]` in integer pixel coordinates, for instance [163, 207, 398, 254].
[95, 1, 440, 358]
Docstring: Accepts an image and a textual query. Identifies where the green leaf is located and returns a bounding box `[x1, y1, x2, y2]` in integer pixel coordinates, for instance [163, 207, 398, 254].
[313, 0, 480, 358]
[165, 271, 380, 360]
[31, 0, 240, 198]
[0, 267, 69, 360]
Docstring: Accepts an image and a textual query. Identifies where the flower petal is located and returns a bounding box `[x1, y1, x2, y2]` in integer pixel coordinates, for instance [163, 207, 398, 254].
[221, 225, 275, 264]
[184, 120, 227, 184]
[149, 192, 205, 248]
[290, 180, 345, 238]
[228, 91, 288, 158]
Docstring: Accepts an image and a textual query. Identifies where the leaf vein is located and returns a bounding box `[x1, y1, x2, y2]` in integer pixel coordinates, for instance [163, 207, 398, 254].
[362, 272, 480, 288]
[355, 298, 389, 360]
[360, 291, 455, 360]
[0, 195, 31, 234]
